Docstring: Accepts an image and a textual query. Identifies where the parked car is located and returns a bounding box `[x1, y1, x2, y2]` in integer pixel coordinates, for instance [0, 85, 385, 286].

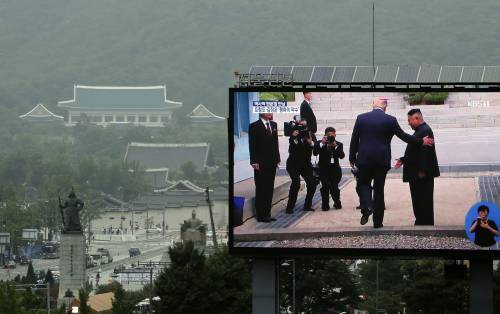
[89, 252, 105, 266]
[4, 260, 16, 269]
[18, 255, 32, 265]
[129, 247, 141, 257]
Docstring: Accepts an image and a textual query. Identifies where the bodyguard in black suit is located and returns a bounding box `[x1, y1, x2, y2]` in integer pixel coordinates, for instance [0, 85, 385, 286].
[300, 92, 317, 136]
[249, 113, 280, 222]
[395, 109, 440, 225]
[314, 127, 345, 210]
[349, 98, 434, 228]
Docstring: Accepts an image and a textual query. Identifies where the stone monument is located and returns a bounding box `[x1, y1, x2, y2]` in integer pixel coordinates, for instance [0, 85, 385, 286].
[180, 210, 207, 247]
[58, 190, 86, 306]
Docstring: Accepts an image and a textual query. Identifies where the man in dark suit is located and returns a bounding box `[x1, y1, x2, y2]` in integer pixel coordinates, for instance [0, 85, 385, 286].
[300, 92, 317, 138]
[249, 113, 280, 222]
[285, 123, 317, 213]
[314, 127, 345, 210]
[349, 98, 434, 228]
[394, 109, 440, 225]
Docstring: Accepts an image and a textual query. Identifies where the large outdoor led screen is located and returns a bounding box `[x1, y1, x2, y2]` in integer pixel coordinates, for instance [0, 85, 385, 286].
[229, 88, 500, 257]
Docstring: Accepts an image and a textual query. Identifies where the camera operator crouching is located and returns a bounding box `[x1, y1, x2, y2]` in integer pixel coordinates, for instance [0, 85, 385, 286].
[284, 118, 318, 213]
[313, 127, 345, 211]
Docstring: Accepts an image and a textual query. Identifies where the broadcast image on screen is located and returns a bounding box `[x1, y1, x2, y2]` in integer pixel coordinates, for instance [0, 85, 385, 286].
[230, 90, 500, 255]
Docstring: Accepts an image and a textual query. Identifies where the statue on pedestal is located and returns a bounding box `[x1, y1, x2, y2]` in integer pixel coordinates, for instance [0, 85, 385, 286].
[180, 210, 207, 246]
[59, 190, 84, 232]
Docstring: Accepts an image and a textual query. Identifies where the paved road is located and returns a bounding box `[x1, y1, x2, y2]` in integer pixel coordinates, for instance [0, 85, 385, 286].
[0, 234, 174, 282]
[87, 246, 168, 275]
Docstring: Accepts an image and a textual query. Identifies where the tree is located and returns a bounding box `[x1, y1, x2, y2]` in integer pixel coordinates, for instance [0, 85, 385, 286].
[154, 241, 209, 313]
[401, 260, 468, 314]
[154, 243, 252, 314]
[96, 281, 122, 295]
[120, 161, 150, 202]
[203, 247, 251, 314]
[112, 284, 133, 314]
[78, 288, 91, 314]
[357, 260, 410, 313]
[20, 286, 44, 311]
[0, 282, 21, 314]
[123, 126, 152, 144]
[280, 258, 360, 313]
[24, 262, 37, 284]
[44, 270, 55, 286]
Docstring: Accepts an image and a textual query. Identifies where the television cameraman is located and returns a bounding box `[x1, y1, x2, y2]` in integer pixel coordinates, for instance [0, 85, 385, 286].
[285, 118, 318, 213]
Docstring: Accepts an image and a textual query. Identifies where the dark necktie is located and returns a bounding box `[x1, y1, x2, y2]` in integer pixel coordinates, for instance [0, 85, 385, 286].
[266, 122, 272, 135]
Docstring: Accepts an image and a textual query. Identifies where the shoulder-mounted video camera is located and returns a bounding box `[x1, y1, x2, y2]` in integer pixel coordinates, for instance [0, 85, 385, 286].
[284, 115, 309, 138]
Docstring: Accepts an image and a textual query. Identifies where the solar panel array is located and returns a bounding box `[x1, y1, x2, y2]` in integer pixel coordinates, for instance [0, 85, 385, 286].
[248, 65, 500, 83]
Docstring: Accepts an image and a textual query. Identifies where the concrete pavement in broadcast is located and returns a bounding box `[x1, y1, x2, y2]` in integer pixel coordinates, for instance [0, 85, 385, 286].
[234, 176, 480, 241]
[292, 177, 476, 229]
[234, 127, 500, 183]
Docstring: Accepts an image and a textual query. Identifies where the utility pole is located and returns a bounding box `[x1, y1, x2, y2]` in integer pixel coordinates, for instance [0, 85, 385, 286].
[372, 1, 375, 76]
[146, 209, 149, 240]
[205, 187, 218, 249]
[131, 211, 134, 235]
[150, 267, 153, 314]
[162, 210, 165, 237]
[47, 281, 51, 314]
[88, 217, 91, 246]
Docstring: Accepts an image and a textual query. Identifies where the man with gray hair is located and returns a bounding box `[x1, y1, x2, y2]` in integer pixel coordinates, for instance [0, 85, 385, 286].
[349, 97, 434, 228]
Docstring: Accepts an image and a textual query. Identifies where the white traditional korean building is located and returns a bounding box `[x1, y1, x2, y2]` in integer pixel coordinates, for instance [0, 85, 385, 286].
[186, 104, 225, 123]
[58, 85, 182, 127]
[19, 103, 64, 123]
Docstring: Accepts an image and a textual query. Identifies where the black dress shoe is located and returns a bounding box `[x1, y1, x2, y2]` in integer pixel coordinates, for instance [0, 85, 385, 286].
[360, 209, 372, 225]
[303, 208, 315, 212]
[270, 217, 277, 221]
[360, 214, 369, 225]
[373, 224, 384, 229]
[257, 218, 271, 223]
[285, 209, 294, 214]
[334, 203, 342, 210]
[356, 205, 362, 210]
[322, 205, 330, 211]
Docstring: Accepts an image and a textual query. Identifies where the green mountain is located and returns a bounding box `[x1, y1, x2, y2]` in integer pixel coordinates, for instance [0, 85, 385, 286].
[1, 0, 500, 118]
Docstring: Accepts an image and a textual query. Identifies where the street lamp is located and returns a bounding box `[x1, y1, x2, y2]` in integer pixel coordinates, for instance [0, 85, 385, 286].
[281, 259, 296, 314]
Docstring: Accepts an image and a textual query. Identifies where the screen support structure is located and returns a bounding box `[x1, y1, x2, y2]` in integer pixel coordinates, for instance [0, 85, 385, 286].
[252, 259, 278, 314]
[469, 259, 493, 314]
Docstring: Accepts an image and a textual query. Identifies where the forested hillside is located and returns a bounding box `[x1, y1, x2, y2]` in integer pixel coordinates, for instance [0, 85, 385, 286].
[1, 0, 500, 119]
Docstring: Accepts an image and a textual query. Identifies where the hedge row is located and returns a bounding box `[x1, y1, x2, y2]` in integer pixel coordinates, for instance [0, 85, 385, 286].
[406, 92, 449, 105]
